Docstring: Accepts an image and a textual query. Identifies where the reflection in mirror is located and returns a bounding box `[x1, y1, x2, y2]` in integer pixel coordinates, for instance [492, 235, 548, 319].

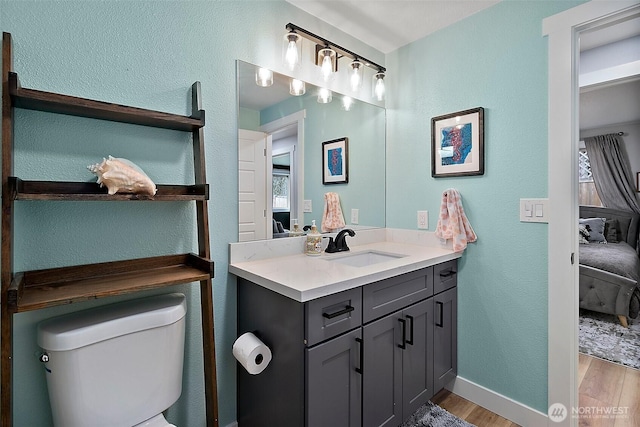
[237, 60, 385, 242]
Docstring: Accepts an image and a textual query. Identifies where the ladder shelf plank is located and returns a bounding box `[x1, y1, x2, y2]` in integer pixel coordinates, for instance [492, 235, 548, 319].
[8, 253, 214, 312]
[8, 72, 205, 131]
[10, 177, 209, 201]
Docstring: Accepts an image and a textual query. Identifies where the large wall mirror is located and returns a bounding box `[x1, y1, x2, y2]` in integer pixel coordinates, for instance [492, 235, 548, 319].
[237, 60, 386, 242]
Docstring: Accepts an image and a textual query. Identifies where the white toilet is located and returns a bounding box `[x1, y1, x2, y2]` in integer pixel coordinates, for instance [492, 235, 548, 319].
[37, 293, 187, 427]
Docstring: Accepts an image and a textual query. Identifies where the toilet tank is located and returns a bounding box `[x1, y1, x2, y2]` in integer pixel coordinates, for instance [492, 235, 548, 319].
[37, 293, 187, 427]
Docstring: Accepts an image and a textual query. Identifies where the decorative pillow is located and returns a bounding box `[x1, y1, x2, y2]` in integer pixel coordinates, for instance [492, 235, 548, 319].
[604, 219, 620, 243]
[578, 224, 590, 244]
[579, 217, 607, 243]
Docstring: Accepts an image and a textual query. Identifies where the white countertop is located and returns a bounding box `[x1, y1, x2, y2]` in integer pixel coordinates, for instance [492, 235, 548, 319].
[229, 229, 461, 302]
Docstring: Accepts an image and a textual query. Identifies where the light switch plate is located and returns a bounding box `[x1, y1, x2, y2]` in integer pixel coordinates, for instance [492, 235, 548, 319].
[303, 199, 312, 213]
[520, 198, 549, 223]
[351, 209, 359, 224]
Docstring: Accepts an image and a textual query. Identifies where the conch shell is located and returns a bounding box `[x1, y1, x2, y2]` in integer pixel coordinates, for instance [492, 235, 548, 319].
[87, 156, 157, 196]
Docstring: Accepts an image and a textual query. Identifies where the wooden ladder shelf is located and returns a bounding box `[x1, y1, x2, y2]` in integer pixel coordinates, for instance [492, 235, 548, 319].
[1, 32, 218, 426]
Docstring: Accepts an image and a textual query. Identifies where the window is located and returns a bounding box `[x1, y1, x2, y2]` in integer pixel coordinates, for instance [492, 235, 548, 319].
[272, 169, 290, 210]
[578, 149, 602, 206]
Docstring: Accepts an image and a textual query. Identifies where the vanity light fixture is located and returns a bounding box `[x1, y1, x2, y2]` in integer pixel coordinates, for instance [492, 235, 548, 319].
[317, 87, 332, 104]
[283, 31, 302, 71]
[373, 71, 385, 101]
[284, 23, 387, 100]
[290, 78, 306, 96]
[255, 67, 273, 87]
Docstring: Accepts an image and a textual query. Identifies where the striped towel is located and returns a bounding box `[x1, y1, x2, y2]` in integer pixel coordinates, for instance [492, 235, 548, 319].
[322, 192, 346, 232]
[435, 188, 477, 253]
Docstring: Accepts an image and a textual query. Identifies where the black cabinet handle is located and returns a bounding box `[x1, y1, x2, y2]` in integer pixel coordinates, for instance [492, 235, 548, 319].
[322, 305, 354, 319]
[355, 337, 363, 374]
[439, 270, 456, 278]
[436, 301, 444, 327]
[406, 315, 414, 345]
[398, 318, 407, 349]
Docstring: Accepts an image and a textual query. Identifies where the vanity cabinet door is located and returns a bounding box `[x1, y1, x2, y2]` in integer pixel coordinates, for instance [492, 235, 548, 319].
[362, 312, 403, 427]
[306, 329, 362, 427]
[433, 286, 458, 393]
[401, 298, 434, 419]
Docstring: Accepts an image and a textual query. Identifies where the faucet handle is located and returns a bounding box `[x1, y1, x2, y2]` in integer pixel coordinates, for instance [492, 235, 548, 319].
[324, 236, 338, 253]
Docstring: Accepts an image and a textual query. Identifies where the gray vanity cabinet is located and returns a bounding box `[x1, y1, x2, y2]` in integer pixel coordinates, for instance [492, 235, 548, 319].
[362, 298, 433, 427]
[307, 328, 362, 427]
[236, 259, 457, 427]
[433, 286, 457, 393]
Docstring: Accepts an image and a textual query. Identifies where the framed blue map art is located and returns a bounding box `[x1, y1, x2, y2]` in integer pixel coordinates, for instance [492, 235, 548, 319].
[431, 107, 484, 178]
[322, 137, 349, 184]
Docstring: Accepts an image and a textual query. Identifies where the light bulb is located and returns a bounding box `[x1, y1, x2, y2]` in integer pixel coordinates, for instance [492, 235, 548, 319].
[255, 67, 273, 87]
[290, 79, 306, 96]
[283, 32, 301, 71]
[350, 60, 363, 92]
[341, 96, 354, 111]
[321, 55, 333, 80]
[317, 87, 332, 104]
[373, 72, 385, 101]
[318, 47, 336, 82]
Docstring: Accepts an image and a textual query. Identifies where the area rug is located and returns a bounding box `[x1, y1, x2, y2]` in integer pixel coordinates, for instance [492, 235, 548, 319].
[401, 401, 476, 427]
[579, 309, 640, 370]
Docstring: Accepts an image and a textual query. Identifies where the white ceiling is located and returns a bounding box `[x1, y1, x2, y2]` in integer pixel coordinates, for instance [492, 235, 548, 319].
[243, 2, 640, 132]
[285, 0, 500, 53]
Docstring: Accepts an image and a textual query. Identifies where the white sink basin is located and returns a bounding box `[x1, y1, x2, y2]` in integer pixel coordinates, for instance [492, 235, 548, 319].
[325, 250, 406, 268]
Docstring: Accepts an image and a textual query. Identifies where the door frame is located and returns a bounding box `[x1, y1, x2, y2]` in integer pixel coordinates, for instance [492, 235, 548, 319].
[544, 2, 640, 425]
[260, 110, 306, 230]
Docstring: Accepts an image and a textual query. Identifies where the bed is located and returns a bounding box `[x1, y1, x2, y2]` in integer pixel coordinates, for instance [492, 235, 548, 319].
[579, 205, 640, 327]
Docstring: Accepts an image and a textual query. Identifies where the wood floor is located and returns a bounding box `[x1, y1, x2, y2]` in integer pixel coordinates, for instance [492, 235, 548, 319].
[431, 389, 520, 427]
[431, 354, 639, 427]
[578, 353, 640, 427]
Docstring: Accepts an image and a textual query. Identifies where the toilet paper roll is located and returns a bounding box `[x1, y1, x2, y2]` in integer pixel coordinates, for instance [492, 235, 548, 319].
[232, 332, 272, 375]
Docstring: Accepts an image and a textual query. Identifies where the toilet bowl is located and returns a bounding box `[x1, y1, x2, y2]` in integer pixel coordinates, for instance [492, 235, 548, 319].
[37, 293, 186, 427]
[134, 413, 176, 427]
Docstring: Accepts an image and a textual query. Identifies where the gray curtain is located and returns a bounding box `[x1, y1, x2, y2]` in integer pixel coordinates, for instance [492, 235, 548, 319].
[584, 133, 640, 214]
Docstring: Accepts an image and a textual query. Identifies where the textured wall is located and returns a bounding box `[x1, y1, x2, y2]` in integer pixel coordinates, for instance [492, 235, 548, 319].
[0, 1, 381, 425]
[1, 0, 589, 425]
[385, 0, 582, 413]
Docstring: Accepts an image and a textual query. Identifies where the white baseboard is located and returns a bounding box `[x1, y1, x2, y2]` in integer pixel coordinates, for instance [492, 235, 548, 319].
[227, 377, 547, 427]
[446, 376, 549, 426]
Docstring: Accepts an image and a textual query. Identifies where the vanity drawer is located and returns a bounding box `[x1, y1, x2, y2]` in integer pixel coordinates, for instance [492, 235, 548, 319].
[363, 268, 433, 323]
[434, 259, 458, 294]
[305, 288, 362, 346]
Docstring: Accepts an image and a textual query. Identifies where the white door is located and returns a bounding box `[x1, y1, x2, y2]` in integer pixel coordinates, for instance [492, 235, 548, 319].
[238, 129, 269, 242]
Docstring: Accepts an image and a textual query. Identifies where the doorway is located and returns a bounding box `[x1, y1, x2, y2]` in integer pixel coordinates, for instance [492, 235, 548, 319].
[545, 2, 640, 425]
[260, 110, 305, 234]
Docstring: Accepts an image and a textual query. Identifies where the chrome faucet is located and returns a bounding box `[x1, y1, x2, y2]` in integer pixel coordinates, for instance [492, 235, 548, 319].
[326, 229, 355, 253]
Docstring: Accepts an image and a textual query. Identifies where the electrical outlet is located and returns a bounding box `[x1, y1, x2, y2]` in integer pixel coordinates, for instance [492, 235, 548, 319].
[417, 211, 428, 229]
[351, 209, 359, 224]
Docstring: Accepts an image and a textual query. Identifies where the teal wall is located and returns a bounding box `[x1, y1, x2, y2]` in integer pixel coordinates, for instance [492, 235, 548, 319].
[386, 0, 582, 413]
[0, 0, 586, 425]
[0, 1, 381, 426]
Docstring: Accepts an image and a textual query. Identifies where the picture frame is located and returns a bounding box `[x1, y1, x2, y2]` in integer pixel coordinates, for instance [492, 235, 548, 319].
[322, 137, 349, 185]
[431, 107, 484, 178]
